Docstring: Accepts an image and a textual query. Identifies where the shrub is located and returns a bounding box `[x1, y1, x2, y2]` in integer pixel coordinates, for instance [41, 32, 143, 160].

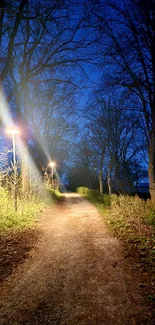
[77, 187, 112, 205]
[77, 187, 91, 195]
[102, 194, 111, 206]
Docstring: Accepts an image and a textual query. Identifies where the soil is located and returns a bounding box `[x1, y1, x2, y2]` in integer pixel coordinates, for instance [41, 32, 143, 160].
[0, 229, 39, 285]
[0, 193, 154, 325]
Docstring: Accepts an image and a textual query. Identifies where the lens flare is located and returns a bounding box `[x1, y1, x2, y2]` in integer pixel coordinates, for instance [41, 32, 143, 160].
[49, 161, 55, 168]
[0, 87, 44, 189]
[0, 88, 64, 192]
[6, 129, 20, 135]
[0, 87, 65, 193]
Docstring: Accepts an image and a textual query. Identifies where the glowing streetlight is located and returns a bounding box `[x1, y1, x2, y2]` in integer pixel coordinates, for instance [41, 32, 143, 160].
[6, 128, 20, 166]
[49, 161, 55, 183]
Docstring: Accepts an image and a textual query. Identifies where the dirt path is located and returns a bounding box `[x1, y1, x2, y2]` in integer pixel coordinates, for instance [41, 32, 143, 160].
[0, 193, 144, 325]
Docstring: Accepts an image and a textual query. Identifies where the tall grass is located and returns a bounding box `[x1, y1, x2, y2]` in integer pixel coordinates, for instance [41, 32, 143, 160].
[109, 194, 155, 231]
[0, 187, 43, 232]
[0, 184, 63, 233]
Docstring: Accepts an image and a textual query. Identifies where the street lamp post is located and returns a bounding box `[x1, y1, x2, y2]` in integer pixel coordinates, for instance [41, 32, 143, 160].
[12, 132, 16, 166]
[49, 161, 55, 185]
[6, 128, 20, 211]
[6, 129, 20, 166]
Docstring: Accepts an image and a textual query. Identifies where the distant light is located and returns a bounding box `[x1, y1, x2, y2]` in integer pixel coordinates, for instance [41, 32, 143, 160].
[6, 128, 20, 135]
[49, 161, 55, 167]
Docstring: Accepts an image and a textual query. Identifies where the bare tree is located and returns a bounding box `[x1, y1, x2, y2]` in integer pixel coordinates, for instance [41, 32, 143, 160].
[0, 0, 95, 192]
[28, 81, 79, 173]
[85, 92, 144, 194]
[93, 0, 155, 199]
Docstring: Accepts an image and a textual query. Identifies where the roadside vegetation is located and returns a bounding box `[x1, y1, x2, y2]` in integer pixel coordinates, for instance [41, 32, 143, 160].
[77, 187, 155, 290]
[0, 185, 61, 234]
[0, 187, 41, 232]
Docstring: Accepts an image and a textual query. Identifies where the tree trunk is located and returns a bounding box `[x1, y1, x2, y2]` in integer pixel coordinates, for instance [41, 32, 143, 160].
[22, 84, 29, 194]
[149, 123, 155, 201]
[88, 176, 92, 189]
[107, 165, 113, 195]
[21, 146, 29, 195]
[98, 154, 104, 195]
[149, 0, 155, 201]
[99, 172, 103, 194]
[108, 176, 112, 195]
[18, 115, 29, 196]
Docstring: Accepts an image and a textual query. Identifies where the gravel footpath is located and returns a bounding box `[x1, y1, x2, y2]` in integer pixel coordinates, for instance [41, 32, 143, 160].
[0, 193, 143, 325]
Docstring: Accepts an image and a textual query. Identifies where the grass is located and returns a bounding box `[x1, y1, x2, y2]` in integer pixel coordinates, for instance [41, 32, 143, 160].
[0, 187, 61, 233]
[0, 187, 42, 232]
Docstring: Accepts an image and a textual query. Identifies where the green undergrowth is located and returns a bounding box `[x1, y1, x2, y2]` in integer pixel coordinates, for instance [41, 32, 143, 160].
[0, 187, 61, 233]
[43, 188, 62, 205]
[77, 187, 155, 278]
